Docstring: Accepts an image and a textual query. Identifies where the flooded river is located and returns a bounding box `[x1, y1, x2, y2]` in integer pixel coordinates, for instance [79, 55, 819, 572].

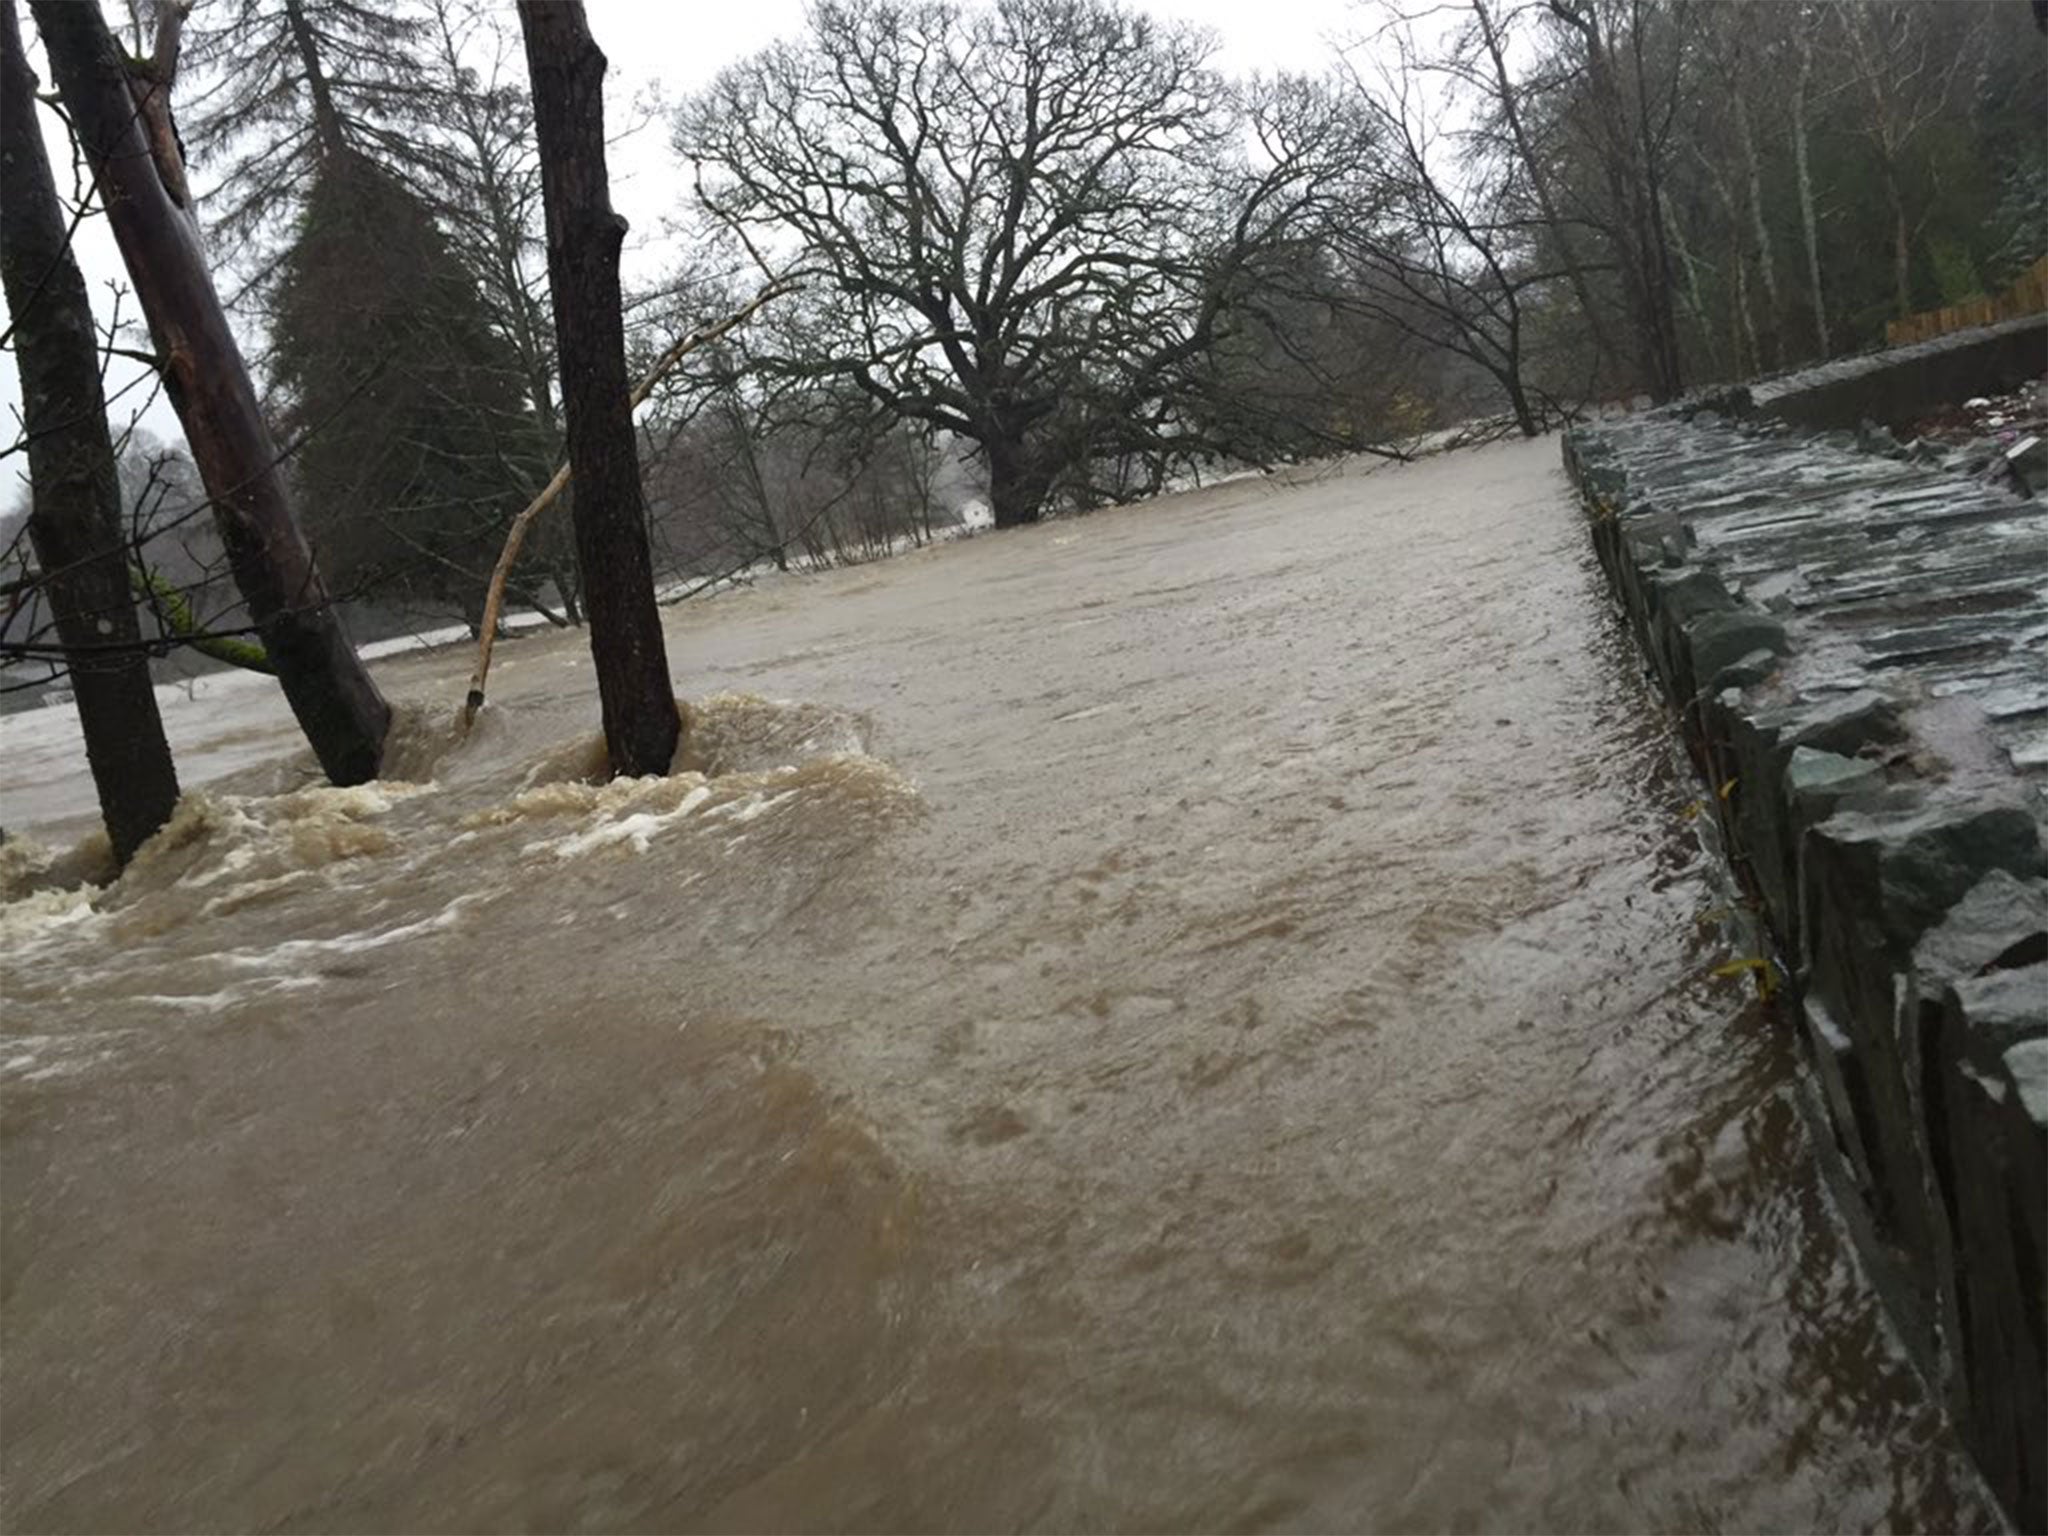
[0, 440, 1995, 1531]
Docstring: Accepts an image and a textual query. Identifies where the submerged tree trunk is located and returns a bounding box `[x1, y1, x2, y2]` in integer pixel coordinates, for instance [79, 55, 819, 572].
[516, 0, 678, 777]
[1, 0, 178, 864]
[32, 0, 391, 785]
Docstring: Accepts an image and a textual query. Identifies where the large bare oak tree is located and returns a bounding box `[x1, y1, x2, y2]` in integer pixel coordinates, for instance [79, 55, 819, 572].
[678, 0, 1357, 527]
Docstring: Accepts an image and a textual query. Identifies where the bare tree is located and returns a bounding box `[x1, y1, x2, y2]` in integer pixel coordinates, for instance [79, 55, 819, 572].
[1726, 25, 1781, 364]
[516, 0, 678, 776]
[1461, 0, 1616, 375]
[1663, 0, 1786, 376]
[645, 353, 801, 576]
[1790, 14, 1832, 359]
[1318, 31, 1559, 436]
[643, 357, 950, 579]
[1, 0, 178, 862]
[1393, 0, 2033, 386]
[1543, 0, 1686, 402]
[1830, 0, 1990, 319]
[678, 0, 1358, 527]
[32, 0, 392, 784]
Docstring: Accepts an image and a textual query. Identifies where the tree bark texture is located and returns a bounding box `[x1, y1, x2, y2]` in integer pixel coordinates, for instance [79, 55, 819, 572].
[984, 431, 1048, 529]
[1619, 3, 1682, 401]
[1791, 35, 1831, 359]
[1731, 73, 1780, 365]
[31, 0, 391, 786]
[1884, 164, 1913, 319]
[281, 0, 346, 155]
[1, 0, 179, 864]
[516, 0, 678, 776]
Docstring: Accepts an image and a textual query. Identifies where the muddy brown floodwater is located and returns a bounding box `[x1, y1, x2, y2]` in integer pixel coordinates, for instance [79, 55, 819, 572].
[0, 440, 1999, 1532]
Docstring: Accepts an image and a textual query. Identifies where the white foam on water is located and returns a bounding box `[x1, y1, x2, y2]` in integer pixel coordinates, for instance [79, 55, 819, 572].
[213, 893, 483, 971]
[523, 783, 716, 859]
[132, 976, 328, 1011]
[0, 885, 103, 958]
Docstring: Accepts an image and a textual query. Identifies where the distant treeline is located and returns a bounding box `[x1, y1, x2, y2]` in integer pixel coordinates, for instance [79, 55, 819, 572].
[7, 0, 2042, 656]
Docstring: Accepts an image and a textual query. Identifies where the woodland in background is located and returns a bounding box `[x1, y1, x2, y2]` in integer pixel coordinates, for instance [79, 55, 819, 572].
[2, 0, 2044, 848]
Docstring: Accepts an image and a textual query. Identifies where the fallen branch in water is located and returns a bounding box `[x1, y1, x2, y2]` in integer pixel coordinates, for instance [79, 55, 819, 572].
[461, 276, 801, 727]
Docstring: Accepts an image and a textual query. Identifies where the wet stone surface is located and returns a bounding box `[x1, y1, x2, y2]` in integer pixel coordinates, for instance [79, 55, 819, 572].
[1576, 411, 2048, 796]
[1565, 373, 2048, 1532]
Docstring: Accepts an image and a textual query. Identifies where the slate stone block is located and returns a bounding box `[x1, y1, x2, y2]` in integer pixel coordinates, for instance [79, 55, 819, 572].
[1930, 965, 2048, 1533]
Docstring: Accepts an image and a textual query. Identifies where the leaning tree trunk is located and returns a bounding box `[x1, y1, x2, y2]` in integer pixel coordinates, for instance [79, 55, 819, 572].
[31, 0, 390, 785]
[1, 0, 178, 864]
[516, 0, 678, 776]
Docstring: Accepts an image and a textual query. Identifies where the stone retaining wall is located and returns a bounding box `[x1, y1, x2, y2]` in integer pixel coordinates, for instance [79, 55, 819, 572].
[1563, 368, 2048, 1531]
[1746, 314, 2047, 435]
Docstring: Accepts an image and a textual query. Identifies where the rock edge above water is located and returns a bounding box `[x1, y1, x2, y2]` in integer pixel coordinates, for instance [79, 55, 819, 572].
[1564, 333, 2048, 1532]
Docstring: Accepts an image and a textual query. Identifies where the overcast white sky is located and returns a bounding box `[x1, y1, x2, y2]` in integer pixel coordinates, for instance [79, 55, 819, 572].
[1, 0, 1359, 495]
